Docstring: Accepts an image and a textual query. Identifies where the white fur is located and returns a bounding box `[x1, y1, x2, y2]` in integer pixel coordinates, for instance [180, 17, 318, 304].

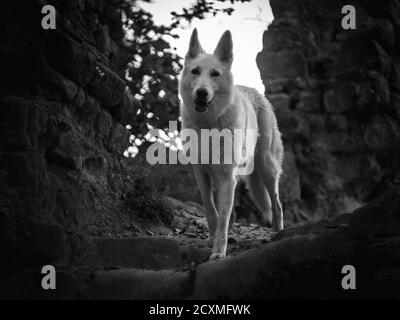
[179, 29, 284, 260]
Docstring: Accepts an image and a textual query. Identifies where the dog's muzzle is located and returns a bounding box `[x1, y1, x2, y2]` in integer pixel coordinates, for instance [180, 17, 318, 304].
[194, 98, 210, 113]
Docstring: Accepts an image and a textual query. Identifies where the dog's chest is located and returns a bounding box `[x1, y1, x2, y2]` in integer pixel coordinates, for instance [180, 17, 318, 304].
[181, 103, 258, 168]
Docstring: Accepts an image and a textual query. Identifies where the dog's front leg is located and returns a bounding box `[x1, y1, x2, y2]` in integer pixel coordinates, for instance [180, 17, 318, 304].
[209, 177, 237, 260]
[193, 166, 218, 245]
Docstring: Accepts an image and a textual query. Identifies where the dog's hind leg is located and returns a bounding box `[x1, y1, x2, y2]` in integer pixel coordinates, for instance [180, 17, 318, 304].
[246, 171, 273, 227]
[259, 156, 284, 231]
[193, 166, 218, 244]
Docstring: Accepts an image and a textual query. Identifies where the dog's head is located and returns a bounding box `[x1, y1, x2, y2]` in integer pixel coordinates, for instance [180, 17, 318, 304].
[180, 29, 234, 113]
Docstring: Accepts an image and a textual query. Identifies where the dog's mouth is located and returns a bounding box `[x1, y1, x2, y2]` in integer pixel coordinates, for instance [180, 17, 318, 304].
[194, 98, 211, 113]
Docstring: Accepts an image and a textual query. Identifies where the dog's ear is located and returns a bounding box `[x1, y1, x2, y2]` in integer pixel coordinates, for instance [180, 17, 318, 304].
[213, 30, 233, 67]
[186, 28, 203, 60]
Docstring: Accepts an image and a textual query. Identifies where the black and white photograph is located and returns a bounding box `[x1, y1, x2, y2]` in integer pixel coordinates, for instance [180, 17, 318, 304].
[0, 0, 399, 307]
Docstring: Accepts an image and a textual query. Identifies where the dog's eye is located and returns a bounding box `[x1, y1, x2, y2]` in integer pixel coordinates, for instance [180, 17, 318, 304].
[191, 68, 200, 75]
[210, 70, 221, 77]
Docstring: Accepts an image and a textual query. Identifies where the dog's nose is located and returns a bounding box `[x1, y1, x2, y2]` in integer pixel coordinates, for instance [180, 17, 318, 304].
[196, 88, 208, 99]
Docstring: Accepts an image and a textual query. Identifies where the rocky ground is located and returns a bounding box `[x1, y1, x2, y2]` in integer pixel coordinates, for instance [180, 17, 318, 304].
[79, 189, 400, 300]
[2, 189, 399, 299]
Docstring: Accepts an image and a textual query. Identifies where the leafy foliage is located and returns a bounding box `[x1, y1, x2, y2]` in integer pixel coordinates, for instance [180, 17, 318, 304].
[171, 0, 251, 23]
[120, 5, 181, 137]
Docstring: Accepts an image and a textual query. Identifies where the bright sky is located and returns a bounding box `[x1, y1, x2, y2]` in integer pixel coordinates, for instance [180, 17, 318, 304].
[137, 0, 274, 93]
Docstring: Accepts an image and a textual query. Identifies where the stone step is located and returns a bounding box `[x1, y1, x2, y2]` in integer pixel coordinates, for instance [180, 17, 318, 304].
[83, 268, 192, 300]
[91, 236, 210, 271]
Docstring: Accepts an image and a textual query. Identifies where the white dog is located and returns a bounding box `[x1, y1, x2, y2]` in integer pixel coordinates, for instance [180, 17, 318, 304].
[179, 29, 284, 260]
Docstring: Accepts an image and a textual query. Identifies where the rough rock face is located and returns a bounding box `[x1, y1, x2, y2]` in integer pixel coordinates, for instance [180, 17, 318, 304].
[6, 190, 394, 300]
[257, 0, 400, 220]
[0, 0, 141, 290]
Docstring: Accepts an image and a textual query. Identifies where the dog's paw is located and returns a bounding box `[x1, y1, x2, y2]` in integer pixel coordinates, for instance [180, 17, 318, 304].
[209, 252, 226, 261]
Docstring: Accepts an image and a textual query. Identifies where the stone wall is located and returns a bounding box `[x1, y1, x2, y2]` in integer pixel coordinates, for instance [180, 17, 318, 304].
[257, 0, 400, 220]
[0, 0, 141, 286]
